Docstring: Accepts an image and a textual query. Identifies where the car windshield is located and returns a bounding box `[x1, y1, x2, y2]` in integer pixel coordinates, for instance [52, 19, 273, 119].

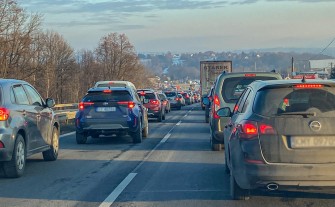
[164, 92, 176, 97]
[254, 87, 335, 117]
[96, 83, 127, 87]
[222, 76, 278, 103]
[138, 93, 156, 99]
[83, 91, 132, 102]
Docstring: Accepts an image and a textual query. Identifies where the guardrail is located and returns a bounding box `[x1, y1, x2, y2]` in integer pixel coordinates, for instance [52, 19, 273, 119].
[54, 103, 78, 124]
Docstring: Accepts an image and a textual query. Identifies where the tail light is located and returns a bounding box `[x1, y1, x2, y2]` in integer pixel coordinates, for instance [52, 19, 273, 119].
[150, 100, 160, 105]
[238, 121, 276, 139]
[79, 102, 94, 111]
[175, 98, 180, 101]
[185, 94, 189, 98]
[212, 95, 220, 119]
[118, 101, 135, 109]
[0, 107, 9, 121]
[0, 141, 4, 148]
[294, 84, 323, 88]
[103, 89, 112, 93]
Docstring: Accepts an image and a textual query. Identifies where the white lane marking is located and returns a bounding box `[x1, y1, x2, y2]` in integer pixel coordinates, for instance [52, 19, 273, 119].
[60, 131, 75, 138]
[176, 121, 182, 126]
[99, 173, 137, 207]
[160, 133, 171, 143]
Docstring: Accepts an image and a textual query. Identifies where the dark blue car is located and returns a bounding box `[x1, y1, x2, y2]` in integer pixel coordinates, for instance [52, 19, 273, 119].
[75, 87, 149, 144]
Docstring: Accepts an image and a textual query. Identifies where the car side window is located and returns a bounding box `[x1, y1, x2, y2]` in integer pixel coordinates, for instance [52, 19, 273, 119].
[12, 85, 30, 105]
[234, 88, 250, 114]
[241, 90, 252, 113]
[24, 85, 43, 106]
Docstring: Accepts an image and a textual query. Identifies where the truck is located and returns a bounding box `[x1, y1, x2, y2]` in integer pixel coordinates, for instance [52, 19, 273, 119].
[200, 61, 232, 110]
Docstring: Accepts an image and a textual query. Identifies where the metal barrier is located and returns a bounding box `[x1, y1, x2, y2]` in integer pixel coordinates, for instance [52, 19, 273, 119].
[54, 103, 78, 123]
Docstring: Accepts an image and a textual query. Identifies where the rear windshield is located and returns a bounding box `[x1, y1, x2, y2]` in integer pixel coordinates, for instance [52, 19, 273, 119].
[222, 76, 278, 103]
[97, 83, 127, 87]
[83, 91, 132, 102]
[138, 92, 156, 99]
[164, 92, 176, 97]
[254, 87, 335, 117]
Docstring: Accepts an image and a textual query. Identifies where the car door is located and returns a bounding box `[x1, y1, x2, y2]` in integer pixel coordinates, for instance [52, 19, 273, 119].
[12, 84, 41, 151]
[24, 84, 53, 147]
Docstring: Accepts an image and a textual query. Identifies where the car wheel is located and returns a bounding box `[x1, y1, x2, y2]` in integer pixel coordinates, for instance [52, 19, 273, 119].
[131, 122, 142, 143]
[211, 134, 222, 151]
[230, 172, 250, 200]
[157, 112, 162, 122]
[3, 134, 26, 178]
[142, 121, 149, 138]
[76, 132, 87, 144]
[162, 111, 166, 120]
[42, 126, 59, 161]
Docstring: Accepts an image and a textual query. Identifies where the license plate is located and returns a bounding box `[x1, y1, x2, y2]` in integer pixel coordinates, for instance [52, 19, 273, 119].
[291, 136, 335, 148]
[96, 107, 116, 112]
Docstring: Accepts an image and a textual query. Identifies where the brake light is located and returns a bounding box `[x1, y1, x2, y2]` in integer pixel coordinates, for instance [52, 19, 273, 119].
[118, 101, 135, 109]
[185, 94, 189, 98]
[103, 89, 112, 93]
[245, 73, 256, 77]
[259, 123, 276, 134]
[294, 84, 323, 88]
[243, 123, 258, 135]
[79, 102, 94, 111]
[139, 91, 146, 96]
[0, 108, 9, 121]
[175, 98, 180, 101]
[150, 100, 159, 105]
[212, 95, 220, 119]
[0, 141, 4, 148]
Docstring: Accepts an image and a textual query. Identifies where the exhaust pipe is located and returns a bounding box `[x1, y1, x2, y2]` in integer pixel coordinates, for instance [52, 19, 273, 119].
[266, 183, 279, 191]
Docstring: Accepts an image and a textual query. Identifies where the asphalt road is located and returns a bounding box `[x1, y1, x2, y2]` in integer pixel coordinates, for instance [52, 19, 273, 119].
[0, 104, 334, 207]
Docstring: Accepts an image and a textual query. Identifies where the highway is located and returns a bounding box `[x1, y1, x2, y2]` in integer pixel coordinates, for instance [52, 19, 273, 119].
[0, 104, 334, 207]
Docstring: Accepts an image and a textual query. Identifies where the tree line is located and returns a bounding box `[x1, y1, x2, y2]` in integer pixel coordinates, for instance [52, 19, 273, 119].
[0, 0, 153, 104]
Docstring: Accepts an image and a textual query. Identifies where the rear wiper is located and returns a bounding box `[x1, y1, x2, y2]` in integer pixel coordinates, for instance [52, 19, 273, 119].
[278, 112, 316, 118]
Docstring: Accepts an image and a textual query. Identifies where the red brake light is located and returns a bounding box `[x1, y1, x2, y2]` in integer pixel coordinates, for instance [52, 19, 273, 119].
[103, 89, 112, 93]
[150, 100, 159, 105]
[118, 101, 135, 109]
[0, 141, 4, 148]
[79, 102, 94, 111]
[108, 81, 114, 85]
[139, 91, 146, 96]
[243, 123, 258, 135]
[214, 95, 220, 106]
[175, 97, 180, 101]
[294, 84, 323, 88]
[212, 95, 221, 119]
[245, 74, 256, 77]
[259, 123, 276, 134]
[0, 108, 9, 121]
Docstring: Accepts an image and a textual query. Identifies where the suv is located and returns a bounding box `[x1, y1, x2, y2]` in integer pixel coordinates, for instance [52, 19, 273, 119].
[137, 89, 165, 122]
[221, 79, 335, 200]
[164, 91, 182, 110]
[204, 71, 282, 151]
[0, 79, 59, 178]
[75, 87, 148, 144]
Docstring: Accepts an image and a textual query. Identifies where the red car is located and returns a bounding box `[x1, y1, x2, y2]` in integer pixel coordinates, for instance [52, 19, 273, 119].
[137, 89, 166, 122]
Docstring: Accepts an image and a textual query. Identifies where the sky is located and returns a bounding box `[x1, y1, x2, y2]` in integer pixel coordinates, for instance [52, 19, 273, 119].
[17, 0, 335, 53]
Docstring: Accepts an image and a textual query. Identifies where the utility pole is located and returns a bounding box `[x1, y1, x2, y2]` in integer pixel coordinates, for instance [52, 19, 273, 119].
[291, 57, 294, 74]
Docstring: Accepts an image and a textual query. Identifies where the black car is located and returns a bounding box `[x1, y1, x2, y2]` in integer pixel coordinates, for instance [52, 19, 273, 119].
[0, 79, 59, 178]
[75, 86, 149, 144]
[221, 79, 335, 200]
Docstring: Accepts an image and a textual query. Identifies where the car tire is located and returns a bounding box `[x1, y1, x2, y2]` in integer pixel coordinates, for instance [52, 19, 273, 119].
[42, 126, 59, 161]
[230, 172, 250, 200]
[178, 106, 182, 110]
[76, 132, 87, 144]
[142, 121, 149, 138]
[211, 134, 222, 151]
[3, 134, 26, 178]
[162, 111, 166, 120]
[131, 122, 142, 143]
[157, 112, 162, 122]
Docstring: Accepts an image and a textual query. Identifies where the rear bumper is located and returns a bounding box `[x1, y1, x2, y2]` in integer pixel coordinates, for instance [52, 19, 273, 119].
[147, 109, 161, 118]
[234, 161, 335, 190]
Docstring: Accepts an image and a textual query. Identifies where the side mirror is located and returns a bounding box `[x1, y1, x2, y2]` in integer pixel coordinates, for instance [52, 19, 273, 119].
[46, 98, 55, 108]
[217, 107, 232, 117]
[202, 97, 210, 106]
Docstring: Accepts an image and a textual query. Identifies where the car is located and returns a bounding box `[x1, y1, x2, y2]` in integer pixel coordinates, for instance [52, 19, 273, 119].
[205, 86, 215, 123]
[158, 92, 171, 113]
[138, 89, 165, 122]
[164, 91, 182, 110]
[179, 92, 192, 105]
[75, 86, 149, 144]
[203, 71, 283, 151]
[94, 80, 137, 90]
[0, 79, 59, 178]
[220, 79, 335, 200]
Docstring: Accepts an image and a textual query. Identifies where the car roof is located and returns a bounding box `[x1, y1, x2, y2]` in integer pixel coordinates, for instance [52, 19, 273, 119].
[0, 79, 27, 85]
[94, 80, 135, 87]
[249, 79, 335, 91]
[87, 86, 132, 92]
[219, 71, 282, 79]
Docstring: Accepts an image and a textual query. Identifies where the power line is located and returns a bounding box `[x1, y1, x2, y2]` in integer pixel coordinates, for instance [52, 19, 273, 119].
[318, 37, 335, 55]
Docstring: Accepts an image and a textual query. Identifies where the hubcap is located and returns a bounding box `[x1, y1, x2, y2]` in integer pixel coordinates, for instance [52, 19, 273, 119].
[16, 141, 25, 170]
